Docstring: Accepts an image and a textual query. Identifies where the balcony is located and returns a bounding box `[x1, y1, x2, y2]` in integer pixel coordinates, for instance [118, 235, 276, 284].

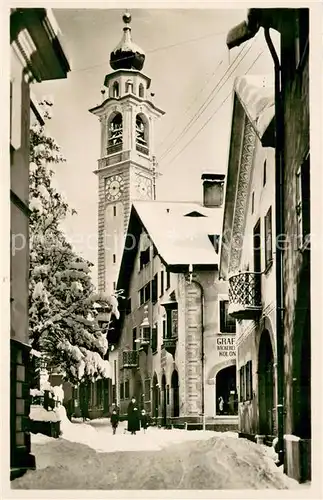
[228, 272, 262, 320]
[107, 143, 123, 155]
[122, 350, 138, 369]
[162, 336, 177, 357]
[136, 143, 149, 156]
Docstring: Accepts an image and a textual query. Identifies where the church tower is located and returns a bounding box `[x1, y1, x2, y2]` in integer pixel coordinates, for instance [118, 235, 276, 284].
[90, 12, 165, 294]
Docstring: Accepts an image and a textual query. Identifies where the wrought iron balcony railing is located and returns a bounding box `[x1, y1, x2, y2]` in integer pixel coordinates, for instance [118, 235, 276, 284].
[228, 272, 262, 320]
[136, 143, 149, 156]
[122, 350, 139, 369]
[107, 143, 123, 155]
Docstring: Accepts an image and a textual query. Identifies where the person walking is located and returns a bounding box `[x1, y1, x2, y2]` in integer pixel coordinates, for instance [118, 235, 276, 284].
[140, 409, 149, 434]
[127, 397, 140, 435]
[110, 408, 119, 435]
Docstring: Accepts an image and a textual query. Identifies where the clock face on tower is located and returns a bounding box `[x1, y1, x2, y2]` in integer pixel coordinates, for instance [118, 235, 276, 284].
[135, 174, 152, 199]
[105, 175, 125, 201]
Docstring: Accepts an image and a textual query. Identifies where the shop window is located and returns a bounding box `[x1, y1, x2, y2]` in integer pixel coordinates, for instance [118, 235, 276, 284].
[219, 300, 236, 333]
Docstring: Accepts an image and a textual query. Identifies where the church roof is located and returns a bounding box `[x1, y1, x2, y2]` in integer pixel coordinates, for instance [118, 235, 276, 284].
[110, 13, 145, 71]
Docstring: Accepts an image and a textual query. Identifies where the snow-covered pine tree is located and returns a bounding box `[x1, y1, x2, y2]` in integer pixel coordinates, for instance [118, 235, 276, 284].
[29, 100, 120, 386]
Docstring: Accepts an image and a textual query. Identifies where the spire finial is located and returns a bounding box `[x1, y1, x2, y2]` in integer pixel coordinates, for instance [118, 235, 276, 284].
[122, 11, 131, 25]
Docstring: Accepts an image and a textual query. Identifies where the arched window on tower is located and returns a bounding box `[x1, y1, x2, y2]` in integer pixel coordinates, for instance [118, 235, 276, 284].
[136, 114, 149, 156]
[107, 112, 123, 154]
[125, 80, 134, 94]
[112, 81, 119, 98]
[139, 83, 144, 98]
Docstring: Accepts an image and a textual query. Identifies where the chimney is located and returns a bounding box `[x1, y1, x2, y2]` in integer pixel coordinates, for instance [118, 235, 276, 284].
[201, 173, 225, 208]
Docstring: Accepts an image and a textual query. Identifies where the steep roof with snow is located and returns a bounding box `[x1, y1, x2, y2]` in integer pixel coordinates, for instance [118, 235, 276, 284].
[116, 200, 223, 298]
[133, 200, 223, 266]
[234, 75, 275, 143]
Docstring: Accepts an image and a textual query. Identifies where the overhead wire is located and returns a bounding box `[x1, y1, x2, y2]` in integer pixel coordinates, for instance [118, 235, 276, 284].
[162, 50, 265, 169]
[158, 40, 254, 162]
[70, 29, 228, 74]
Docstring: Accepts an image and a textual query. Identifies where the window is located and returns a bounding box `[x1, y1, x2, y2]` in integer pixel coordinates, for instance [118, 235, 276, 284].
[264, 207, 273, 269]
[263, 160, 267, 186]
[108, 113, 122, 152]
[113, 253, 116, 264]
[167, 309, 178, 338]
[239, 366, 245, 402]
[136, 114, 149, 155]
[166, 270, 171, 289]
[296, 154, 310, 248]
[139, 288, 145, 305]
[139, 83, 144, 98]
[251, 192, 255, 214]
[96, 379, 103, 407]
[120, 382, 124, 400]
[113, 81, 119, 98]
[152, 274, 158, 303]
[219, 300, 236, 333]
[245, 361, 253, 401]
[132, 327, 137, 351]
[160, 270, 164, 297]
[113, 206, 117, 217]
[140, 247, 150, 269]
[162, 318, 166, 339]
[151, 324, 158, 353]
[125, 80, 133, 94]
[144, 283, 151, 303]
[124, 380, 130, 399]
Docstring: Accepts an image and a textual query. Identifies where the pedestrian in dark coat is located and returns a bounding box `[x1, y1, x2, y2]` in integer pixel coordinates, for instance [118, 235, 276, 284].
[140, 409, 149, 433]
[127, 397, 140, 434]
[110, 409, 119, 435]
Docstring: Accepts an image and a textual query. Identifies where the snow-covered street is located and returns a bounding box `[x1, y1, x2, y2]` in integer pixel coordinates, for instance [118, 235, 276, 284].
[11, 418, 308, 490]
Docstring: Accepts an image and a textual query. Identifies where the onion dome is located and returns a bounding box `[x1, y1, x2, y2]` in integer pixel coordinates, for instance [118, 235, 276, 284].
[110, 12, 145, 71]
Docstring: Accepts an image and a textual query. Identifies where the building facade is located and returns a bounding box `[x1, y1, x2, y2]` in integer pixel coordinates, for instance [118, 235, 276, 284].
[226, 8, 310, 482]
[10, 8, 70, 478]
[219, 76, 276, 440]
[112, 178, 238, 430]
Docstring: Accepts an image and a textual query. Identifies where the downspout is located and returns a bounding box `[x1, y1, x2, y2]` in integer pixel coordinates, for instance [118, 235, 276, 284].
[264, 27, 285, 467]
[188, 268, 206, 431]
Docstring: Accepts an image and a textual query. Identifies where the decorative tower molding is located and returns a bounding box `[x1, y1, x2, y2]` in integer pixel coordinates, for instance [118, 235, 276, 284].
[89, 12, 165, 293]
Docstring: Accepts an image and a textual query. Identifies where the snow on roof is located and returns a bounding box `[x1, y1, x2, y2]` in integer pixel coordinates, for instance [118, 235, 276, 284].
[234, 75, 275, 140]
[133, 201, 223, 266]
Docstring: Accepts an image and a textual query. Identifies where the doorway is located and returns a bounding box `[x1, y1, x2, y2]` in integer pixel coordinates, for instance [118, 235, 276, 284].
[215, 365, 237, 415]
[258, 329, 275, 435]
[171, 370, 179, 417]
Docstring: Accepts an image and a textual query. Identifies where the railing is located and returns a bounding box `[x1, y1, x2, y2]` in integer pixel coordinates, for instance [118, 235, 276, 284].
[107, 143, 123, 155]
[228, 272, 262, 319]
[122, 350, 139, 369]
[136, 143, 149, 156]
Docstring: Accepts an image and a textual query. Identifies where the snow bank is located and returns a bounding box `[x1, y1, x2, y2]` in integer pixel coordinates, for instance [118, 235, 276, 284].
[30, 405, 60, 423]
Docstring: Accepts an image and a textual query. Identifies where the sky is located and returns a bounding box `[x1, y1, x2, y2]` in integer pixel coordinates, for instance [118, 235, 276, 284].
[32, 7, 279, 288]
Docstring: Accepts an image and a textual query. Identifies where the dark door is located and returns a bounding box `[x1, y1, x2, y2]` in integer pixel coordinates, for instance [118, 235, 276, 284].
[161, 375, 167, 426]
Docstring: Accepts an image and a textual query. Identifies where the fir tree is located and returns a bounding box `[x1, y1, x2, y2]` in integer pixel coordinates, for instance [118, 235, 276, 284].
[29, 100, 120, 385]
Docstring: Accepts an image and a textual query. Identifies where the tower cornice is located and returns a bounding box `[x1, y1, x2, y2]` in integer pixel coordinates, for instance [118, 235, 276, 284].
[89, 93, 165, 117]
[104, 69, 151, 89]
